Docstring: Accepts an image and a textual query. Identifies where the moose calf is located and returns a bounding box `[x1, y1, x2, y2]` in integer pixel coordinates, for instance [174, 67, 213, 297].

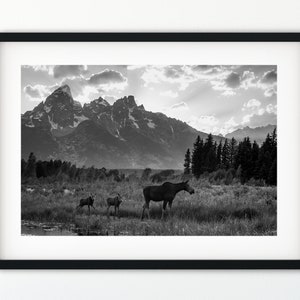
[106, 193, 122, 219]
[76, 194, 96, 214]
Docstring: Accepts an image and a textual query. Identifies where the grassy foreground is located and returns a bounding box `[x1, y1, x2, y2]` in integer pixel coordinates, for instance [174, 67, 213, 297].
[21, 178, 277, 236]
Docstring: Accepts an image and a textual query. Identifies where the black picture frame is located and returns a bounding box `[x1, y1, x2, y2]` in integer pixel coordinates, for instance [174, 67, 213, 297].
[0, 32, 299, 270]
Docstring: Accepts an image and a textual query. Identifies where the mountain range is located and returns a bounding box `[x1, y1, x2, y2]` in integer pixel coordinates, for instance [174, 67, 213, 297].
[225, 124, 276, 144]
[22, 85, 276, 169]
[22, 85, 220, 169]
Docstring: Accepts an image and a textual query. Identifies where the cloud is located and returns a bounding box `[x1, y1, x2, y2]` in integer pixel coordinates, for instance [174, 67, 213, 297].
[141, 66, 193, 90]
[87, 69, 128, 91]
[170, 102, 189, 110]
[222, 90, 236, 96]
[241, 97, 277, 127]
[24, 85, 44, 98]
[188, 115, 219, 133]
[160, 90, 179, 98]
[225, 72, 241, 88]
[241, 71, 257, 89]
[219, 117, 240, 136]
[102, 95, 117, 103]
[60, 77, 89, 98]
[53, 65, 87, 78]
[88, 69, 126, 85]
[127, 65, 146, 70]
[23, 84, 58, 101]
[164, 66, 185, 79]
[139, 65, 260, 96]
[243, 99, 261, 110]
[57, 69, 128, 103]
[266, 103, 277, 114]
[260, 70, 277, 85]
[242, 112, 277, 127]
[258, 69, 277, 97]
[242, 103, 277, 127]
[264, 87, 277, 97]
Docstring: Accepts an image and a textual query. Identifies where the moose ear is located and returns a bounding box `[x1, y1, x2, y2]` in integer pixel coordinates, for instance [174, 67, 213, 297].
[185, 180, 189, 184]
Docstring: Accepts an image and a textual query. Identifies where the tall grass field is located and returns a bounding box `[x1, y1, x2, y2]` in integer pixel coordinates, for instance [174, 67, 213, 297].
[21, 177, 277, 236]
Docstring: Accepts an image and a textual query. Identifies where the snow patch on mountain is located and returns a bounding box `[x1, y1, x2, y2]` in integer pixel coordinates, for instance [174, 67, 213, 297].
[48, 115, 59, 130]
[114, 128, 126, 141]
[34, 111, 44, 119]
[128, 108, 139, 129]
[147, 119, 156, 129]
[44, 105, 52, 113]
[25, 115, 35, 127]
[73, 115, 89, 127]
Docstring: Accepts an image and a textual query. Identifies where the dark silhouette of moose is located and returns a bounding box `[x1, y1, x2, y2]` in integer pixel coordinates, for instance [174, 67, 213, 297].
[141, 180, 195, 220]
[76, 194, 96, 214]
[106, 193, 122, 219]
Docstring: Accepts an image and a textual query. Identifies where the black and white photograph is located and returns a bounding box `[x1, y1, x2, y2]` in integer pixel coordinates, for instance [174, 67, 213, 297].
[21, 64, 277, 236]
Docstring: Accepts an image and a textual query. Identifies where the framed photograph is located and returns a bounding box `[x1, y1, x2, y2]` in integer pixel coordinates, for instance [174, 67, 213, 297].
[0, 33, 300, 269]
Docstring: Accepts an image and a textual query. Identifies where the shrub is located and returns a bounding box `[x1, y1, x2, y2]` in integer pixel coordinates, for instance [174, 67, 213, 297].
[141, 168, 152, 181]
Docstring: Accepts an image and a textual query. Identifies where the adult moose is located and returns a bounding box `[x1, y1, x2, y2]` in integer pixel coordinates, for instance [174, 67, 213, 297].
[141, 180, 195, 220]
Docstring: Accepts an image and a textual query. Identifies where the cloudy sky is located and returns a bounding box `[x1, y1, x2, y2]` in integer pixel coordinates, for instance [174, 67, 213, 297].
[21, 65, 277, 136]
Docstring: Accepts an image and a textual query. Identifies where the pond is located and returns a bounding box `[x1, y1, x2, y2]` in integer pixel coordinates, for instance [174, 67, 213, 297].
[21, 221, 77, 236]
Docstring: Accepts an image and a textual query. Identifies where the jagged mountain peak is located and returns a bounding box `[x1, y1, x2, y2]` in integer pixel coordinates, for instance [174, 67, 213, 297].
[44, 84, 74, 108]
[22, 86, 223, 168]
[55, 84, 72, 97]
[114, 95, 137, 108]
[91, 96, 110, 107]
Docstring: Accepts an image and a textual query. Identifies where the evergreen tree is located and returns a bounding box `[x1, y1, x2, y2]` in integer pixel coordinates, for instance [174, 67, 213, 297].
[36, 160, 47, 178]
[191, 136, 203, 178]
[229, 137, 237, 168]
[221, 139, 230, 169]
[268, 157, 277, 185]
[24, 152, 36, 178]
[251, 140, 260, 179]
[184, 148, 191, 174]
[258, 133, 273, 182]
[238, 137, 252, 183]
[203, 134, 217, 172]
[21, 159, 26, 176]
[216, 141, 222, 169]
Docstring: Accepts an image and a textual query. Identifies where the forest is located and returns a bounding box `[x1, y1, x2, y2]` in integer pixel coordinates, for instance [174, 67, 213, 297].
[184, 128, 277, 186]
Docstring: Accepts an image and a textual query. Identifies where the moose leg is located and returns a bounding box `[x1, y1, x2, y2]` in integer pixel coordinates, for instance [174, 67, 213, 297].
[107, 206, 110, 219]
[161, 200, 168, 220]
[88, 205, 90, 215]
[147, 204, 150, 219]
[114, 206, 117, 219]
[141, 204, 146, 220]
[117, 206, 120, 219]
[168, 201, 173, 217]
[141, 201, 150, 220]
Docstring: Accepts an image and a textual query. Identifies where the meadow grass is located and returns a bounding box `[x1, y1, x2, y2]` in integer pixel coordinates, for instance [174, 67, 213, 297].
[21, 178, 277, 236]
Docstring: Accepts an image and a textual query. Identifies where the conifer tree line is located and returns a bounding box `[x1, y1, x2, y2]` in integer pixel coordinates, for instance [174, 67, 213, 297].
[184, 128, 277, 185]
[21, 153, 124, 182]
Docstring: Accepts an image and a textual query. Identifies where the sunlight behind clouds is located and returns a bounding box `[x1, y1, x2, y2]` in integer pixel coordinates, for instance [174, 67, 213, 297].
[22, 64, 277, 136]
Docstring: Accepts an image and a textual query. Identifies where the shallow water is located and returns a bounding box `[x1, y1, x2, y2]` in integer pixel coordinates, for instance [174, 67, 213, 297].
[21, 221, 77, 236]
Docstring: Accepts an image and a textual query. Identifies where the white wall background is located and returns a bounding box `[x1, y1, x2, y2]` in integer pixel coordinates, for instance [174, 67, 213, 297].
[1, 0, 300, 299]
